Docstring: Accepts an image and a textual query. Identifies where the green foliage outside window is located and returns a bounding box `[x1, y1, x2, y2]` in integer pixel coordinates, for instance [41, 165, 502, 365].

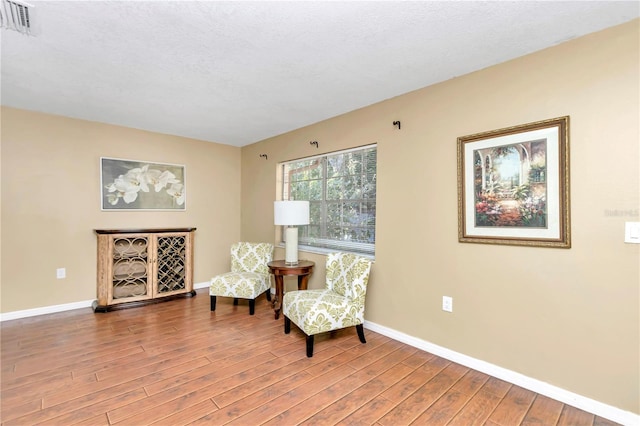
[282, 145, 377, 255]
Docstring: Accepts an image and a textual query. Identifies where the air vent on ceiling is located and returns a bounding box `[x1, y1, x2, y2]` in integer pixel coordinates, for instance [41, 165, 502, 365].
[1, 0, 33, 35]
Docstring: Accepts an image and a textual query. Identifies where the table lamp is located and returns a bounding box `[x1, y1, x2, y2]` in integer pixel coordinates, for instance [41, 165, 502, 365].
[274, 200, 310, 265]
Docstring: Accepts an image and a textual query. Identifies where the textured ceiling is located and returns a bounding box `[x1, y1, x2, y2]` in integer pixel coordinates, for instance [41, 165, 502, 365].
[1, 1, 638, 147]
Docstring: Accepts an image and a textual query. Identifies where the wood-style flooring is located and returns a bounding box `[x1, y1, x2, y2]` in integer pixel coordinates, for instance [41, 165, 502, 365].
[1, 288, 620, 425]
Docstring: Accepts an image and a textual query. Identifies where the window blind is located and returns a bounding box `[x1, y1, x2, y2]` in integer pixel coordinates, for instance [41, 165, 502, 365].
[281, 144, 377, 257]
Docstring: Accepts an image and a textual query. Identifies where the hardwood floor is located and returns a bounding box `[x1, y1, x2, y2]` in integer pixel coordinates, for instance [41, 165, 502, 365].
[1, 289, 620, 426]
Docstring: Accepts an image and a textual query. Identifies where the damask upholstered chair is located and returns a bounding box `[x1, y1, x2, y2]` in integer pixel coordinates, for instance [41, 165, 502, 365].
[209, 242, 273, 315]
[283, 252, 372, 357]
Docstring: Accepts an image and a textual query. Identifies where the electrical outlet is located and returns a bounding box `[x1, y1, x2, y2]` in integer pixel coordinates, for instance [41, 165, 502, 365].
[56, 268, 66, 279]
[442, 296, 453, 312]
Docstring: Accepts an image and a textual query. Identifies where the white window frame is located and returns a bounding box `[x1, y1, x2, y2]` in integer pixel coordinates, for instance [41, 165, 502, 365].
[278, 144, 377, 258]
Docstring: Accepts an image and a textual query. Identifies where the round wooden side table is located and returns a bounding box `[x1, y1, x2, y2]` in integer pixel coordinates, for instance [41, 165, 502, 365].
[267, 260, 315, 320]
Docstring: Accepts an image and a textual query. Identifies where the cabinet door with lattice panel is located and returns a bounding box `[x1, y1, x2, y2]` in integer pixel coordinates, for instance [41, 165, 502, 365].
[112, 235, 152, 302]
[95, 233, 153, 307]
[153, 232, 192, 296]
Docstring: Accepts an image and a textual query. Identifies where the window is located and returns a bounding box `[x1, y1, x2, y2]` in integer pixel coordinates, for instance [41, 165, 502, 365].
[280, 144, 377, 257]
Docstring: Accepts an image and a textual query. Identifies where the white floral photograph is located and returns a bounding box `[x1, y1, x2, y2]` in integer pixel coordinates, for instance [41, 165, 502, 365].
[100, 157, 186, 210]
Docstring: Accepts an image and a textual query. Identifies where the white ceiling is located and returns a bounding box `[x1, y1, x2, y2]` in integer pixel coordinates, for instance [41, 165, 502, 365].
[1, 1, 638, 147]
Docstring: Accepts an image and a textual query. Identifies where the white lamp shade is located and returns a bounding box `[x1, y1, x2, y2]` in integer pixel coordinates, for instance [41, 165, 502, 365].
[274, 201, 310, 225]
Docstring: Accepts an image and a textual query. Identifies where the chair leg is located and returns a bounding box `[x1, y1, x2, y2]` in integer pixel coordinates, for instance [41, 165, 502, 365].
[306, 335, 314, 358]
[210, 296, 216, 311]
[284, 316, 291, 334]
[233, 298, 239, 306]
[266, 289, 272, 302]
[249, 299, 255, 315]
[356, 324, 366, 344]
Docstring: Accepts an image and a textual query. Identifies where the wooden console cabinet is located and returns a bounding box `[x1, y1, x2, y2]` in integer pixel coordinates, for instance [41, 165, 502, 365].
[93, 228, 196, 312]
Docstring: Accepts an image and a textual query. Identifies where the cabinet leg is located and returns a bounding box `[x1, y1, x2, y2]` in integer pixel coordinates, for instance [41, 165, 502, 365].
[92, 300, 109, 313]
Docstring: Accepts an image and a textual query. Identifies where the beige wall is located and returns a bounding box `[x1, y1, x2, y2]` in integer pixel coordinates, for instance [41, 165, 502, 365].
[240, 21, 640, 414]
[1, 108, 242, 311]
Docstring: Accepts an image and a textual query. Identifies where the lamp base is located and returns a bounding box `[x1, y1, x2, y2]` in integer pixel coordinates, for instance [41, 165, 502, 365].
[284, 226, 299, 265]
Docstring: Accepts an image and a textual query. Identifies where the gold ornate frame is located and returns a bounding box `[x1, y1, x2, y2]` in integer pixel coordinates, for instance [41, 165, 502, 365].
[457, 116, 570, 248]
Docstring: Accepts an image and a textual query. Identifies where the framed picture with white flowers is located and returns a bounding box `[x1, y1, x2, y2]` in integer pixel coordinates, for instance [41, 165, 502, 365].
[100, 157, 186, 211]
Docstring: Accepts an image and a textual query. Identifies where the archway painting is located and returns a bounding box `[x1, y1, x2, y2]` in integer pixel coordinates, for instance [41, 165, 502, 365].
[458, 117, 570, 248]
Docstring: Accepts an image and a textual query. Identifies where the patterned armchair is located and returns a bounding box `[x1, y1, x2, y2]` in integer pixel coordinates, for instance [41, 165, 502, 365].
[209, 242, 273, 315]
[283, 252, 372, 357]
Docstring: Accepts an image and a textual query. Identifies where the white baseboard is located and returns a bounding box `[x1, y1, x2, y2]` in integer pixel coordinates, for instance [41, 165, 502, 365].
[0, 282, 214, 322]
[0, 299, 94, 322]
[0, 283, 213, 321]
[194, 281, 210, 290]
[364, 320, 639, 426]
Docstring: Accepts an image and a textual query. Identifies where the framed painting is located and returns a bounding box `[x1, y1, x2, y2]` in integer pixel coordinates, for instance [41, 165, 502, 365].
[100, 157, 186, 211]
[457, 116, 570, 248]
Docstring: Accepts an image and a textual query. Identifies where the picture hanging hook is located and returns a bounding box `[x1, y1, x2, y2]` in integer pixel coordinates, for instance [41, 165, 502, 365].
[393, 121, 401, 130]
[259, 154, 268, 160]
[310, 141, 319, 148]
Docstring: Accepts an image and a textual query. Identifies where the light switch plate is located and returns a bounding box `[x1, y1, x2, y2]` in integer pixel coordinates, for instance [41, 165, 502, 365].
[624, 222, 640, 244]
[442, 296, 453, 312]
